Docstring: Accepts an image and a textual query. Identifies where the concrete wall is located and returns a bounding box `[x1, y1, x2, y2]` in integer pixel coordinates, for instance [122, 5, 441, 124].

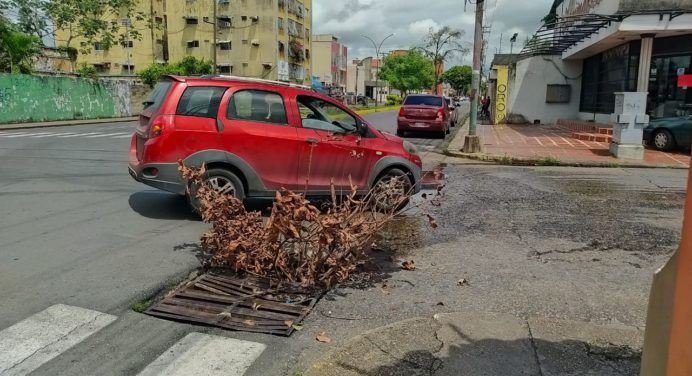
[507, 56, 582, 124]
[0, 74, 139, 124]
[312, 35, 334, 84]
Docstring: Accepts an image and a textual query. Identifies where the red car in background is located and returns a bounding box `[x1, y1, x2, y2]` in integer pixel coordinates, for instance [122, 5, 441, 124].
[128, 75, 422, 210]
[396, 94, 451, 138]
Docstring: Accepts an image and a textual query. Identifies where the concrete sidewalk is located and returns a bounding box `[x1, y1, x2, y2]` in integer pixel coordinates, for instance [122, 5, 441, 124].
[446, 120, 690, 169]
[0, 117, 138, 130]
[306, 312, 643, 376]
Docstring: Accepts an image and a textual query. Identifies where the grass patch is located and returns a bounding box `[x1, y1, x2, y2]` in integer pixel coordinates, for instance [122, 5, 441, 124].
[132, 301, 150, 313]
[353, 105, 400, 116]
[536, 156, 561, 166]
[497, 155, 514, 165]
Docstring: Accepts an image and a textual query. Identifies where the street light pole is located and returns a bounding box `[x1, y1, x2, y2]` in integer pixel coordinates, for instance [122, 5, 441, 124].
[362, 33, 395, 107]
[463, 0, 483, 153]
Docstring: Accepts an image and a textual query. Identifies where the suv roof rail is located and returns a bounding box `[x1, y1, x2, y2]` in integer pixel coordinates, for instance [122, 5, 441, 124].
[198, 74, 314, 91]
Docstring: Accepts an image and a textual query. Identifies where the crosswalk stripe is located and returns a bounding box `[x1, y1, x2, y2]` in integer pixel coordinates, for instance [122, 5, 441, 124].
[0, 304, 117, 376]
[84, 132, 130, 138]
[137, 333, 266, 376]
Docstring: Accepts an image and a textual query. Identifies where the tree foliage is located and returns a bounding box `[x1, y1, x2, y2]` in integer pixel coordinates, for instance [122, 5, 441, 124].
[442, 65, 472, 95]
[0, 0, 49, 38]
[378, 51, 435, 95]
[419, 26, 469, 87]
[138, 57, 214, 87]
[0, 16, 41, 73]
[47, 0, 147, 53]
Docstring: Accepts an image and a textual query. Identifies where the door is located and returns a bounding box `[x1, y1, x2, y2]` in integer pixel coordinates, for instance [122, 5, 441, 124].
[217, 88, 303, 191]
[293, 95, 373, 192]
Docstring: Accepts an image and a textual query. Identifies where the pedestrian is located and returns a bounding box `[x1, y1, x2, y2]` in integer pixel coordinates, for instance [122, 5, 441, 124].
[481, 96, 491, 119]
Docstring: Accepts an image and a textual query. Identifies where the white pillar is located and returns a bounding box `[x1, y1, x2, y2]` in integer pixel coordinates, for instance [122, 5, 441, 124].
[637, 34, 655, 92]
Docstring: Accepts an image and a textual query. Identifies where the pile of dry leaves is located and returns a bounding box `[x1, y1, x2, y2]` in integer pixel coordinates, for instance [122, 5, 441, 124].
[179, 162, 442, 290]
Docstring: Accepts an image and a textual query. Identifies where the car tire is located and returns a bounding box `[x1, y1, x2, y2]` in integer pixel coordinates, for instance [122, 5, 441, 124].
[396, 129, 405, 137]
[652, 129, 675, 151]
[188, 168, 245, 212]
[372, 168, 413, 212]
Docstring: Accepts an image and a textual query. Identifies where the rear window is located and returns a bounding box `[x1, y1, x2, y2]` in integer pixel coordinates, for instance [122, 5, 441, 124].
[143, 80, 172, 112]
[176, 86, 227, 118]
[404, 96, 443, 106]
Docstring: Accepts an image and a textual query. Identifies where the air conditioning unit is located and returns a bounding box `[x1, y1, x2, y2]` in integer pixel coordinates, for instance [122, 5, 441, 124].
[251, 39, 260, 46]
[219, 21, 231, 28]
[250, 16, 259, 22]
[218, 0, 229, 4]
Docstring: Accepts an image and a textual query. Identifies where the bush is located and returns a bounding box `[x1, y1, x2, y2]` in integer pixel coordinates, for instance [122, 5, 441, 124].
[386, 94, 403, 106]
[76, 64, 99, 80]
[138, 56, 213, 87]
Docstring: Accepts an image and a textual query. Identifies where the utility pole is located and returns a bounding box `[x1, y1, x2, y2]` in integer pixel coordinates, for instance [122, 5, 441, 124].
[499, 32, 503, 54]
[463, 0, 483, 153]
[362, 33, 395, 107]
[212, 0, 217, 74]
[122, 18, 132, 75]
[510, 33, 518, 54]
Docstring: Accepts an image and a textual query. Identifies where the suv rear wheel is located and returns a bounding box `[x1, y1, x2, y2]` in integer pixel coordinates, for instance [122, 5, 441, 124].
[189, 168, 245, 212]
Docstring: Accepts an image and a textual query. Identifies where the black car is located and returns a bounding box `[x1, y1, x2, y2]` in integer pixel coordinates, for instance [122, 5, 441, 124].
[643, 115, 692, 151]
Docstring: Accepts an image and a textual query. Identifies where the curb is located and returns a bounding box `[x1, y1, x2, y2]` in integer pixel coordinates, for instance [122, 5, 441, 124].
[0, 117, 138, 131]
[444, 150, 690, 169]
[354, 106, 400, 116]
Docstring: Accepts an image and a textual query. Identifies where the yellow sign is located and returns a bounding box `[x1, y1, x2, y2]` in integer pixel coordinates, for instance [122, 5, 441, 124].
[494, 65, 508, 125]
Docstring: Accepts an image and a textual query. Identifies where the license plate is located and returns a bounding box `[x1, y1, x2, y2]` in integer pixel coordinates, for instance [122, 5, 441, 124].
[413, 122, 428, 128]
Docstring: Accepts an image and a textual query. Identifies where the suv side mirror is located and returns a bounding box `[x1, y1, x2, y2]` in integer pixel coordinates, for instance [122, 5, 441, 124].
[356, 120, 369, 136]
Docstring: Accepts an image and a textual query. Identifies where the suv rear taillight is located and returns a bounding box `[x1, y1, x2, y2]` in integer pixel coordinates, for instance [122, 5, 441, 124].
[149, 115, 175, 138]
[437, 108, 445, 120]
[399, 107, 406, 117]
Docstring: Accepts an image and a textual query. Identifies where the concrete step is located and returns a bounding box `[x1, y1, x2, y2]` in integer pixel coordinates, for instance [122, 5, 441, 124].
[571, 132, 613, 143]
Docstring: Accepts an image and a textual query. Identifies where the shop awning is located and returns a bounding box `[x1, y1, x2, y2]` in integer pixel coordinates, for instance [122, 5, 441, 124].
[519, 9, 688, 59]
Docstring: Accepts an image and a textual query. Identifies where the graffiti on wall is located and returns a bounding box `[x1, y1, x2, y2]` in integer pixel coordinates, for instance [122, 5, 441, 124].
[0, 74, 136, 124]
[494, 65, 509, 125]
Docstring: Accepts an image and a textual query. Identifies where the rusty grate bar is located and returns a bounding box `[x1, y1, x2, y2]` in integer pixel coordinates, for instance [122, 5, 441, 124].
[145, 272, 320, 336]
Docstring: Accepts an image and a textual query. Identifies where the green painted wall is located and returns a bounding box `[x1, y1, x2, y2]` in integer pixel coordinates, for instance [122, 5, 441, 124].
[0, 74, 125, 124]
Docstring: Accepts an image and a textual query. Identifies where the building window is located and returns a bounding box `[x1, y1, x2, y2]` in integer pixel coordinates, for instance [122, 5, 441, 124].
[305, 49, 310, 59]
[218, 41, 231, 50]
[122, 40, 133, 48]
[185, 17, 198, 25]
[278, 41, 285, 53]
[187, 40, 200, 48]
[277, 17, 284, 30]
[242, 39, 248, 45]
[579, 43, 633, 114]
[155, 16, 163, 24]
[218, 65, 232, 74]
[241, 15, 247, 21]
[93, 42, 104, 51]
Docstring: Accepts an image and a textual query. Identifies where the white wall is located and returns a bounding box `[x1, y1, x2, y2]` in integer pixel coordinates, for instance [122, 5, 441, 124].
[507, 56, 583, 124]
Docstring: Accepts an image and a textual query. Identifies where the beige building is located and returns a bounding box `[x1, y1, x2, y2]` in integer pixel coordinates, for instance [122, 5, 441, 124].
[55, 0, 312, 84]
[312, 34, 347, 89]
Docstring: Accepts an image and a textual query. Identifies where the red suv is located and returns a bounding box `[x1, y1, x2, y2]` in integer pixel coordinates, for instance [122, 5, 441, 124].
[129, 75, 422, 207]
[397, 94, 451, 138]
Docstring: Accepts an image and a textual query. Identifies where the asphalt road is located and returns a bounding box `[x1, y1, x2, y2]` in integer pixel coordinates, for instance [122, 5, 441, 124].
[0, 116, 688, 375]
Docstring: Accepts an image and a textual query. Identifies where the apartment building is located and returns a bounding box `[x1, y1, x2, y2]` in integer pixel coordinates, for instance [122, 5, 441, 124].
[54, 0, 166, 75]
[312, 34, 347, 90]
[55, 0, 312, 84]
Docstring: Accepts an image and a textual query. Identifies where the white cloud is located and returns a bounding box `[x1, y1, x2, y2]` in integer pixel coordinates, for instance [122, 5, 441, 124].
[313, 0, 554, 68]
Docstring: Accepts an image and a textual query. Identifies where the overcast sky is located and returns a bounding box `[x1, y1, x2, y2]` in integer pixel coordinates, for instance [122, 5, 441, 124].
[313, 0, 553, 68]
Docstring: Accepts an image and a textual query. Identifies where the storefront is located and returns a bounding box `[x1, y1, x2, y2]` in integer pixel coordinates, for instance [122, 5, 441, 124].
[579, 34, 692, 119]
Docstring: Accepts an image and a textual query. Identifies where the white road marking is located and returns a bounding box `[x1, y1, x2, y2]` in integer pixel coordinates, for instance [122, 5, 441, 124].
[0, 304, 117, 376]
[56, 132, 102, 138]
[84, 132, 130, 138]
[137, 333, 266, 376]
[0, 133, 31, 138]
[27, 133, 63, 138]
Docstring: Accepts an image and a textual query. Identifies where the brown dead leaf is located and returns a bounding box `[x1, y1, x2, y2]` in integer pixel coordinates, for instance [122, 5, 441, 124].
[284, 320, 294, 328]
[316, 332, 332, 343]
[401, 260, 416, 270]
[243, 319, 256, 327]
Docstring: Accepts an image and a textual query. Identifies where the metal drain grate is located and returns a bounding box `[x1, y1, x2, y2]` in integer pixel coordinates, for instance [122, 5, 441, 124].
[145, 272, 319, 336]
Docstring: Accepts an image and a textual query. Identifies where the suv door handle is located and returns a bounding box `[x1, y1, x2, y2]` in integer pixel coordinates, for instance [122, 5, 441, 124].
[306, 138, 319, 144]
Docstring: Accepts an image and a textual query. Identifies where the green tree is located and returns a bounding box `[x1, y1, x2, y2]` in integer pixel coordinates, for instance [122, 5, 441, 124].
[442, 65, 472, 95]
[419, 26, 469, 89]
[0, 16, 41, 73]
[0, 0, 49, 38]
[378, 51, 435, 96]
[46, 0, 148, 53]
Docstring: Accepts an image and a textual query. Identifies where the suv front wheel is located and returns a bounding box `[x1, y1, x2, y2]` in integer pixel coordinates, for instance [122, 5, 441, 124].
[372, 168, 412, 212]
[188, 168, 245, 212]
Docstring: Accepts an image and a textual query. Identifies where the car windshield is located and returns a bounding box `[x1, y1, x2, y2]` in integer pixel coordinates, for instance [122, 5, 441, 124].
[404, 96, 443, 106]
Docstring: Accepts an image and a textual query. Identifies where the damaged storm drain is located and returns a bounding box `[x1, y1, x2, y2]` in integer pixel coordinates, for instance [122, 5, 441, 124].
[145, 272, 320, 336]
